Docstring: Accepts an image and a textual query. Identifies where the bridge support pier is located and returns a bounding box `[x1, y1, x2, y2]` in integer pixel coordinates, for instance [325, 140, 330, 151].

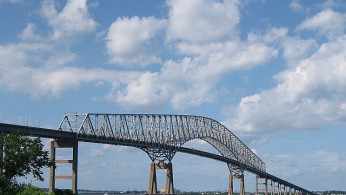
[279, 183, 282, 195]
[256, 177, 305, 195]
[228, 174, 233, 195]
[49, 139, 78, 194]
[228, 173, 245, 195]
[148, 161, 174, 195]
[239, 174, 245, 195]
[165, 162, 174, 194]
[256, 175, 268, 195]
[148, 162, 158, 195]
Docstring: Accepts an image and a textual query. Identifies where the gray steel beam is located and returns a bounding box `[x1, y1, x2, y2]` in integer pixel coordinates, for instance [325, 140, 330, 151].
[0, 123, 76, 139]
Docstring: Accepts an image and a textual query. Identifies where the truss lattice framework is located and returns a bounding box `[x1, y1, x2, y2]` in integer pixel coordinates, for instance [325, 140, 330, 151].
[58, 113, 266, 172]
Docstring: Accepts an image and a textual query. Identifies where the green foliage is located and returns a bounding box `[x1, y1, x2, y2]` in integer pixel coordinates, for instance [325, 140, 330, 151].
[0, 133, 54, 194]
[0, 175, 24, 195]
[17, 186, 45, 195]
[2, 133, 54, 182]
[51, 189, 74, 195]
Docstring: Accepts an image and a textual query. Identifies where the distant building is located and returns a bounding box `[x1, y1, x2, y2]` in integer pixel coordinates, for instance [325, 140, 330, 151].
[160, 188, 166, 194]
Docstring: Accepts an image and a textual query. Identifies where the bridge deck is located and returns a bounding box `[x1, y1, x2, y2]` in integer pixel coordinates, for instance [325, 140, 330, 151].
[0, 122, 315, 195]
[0, 123, 76, 139]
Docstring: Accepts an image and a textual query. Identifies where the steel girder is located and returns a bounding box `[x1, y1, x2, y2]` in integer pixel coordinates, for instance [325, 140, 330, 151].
[58, 113, 266, 172]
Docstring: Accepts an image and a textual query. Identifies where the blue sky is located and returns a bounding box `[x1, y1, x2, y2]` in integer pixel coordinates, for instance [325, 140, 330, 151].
[0, 0, 346, 192]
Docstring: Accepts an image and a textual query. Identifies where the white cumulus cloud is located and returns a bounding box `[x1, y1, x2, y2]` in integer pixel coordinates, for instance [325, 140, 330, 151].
[0, 41, 142, 99]
[106, 72, 169, 111]
[19, 23, 44, 41]
[289, 0, 304, 12]
[40, 0, 98, 41]
[227, 36, 346, 132]
[166, 0, 240, 43]
[297, 9, 346, 40]
[107, 0, 277, 111]
[106, 16, 166, 67]
[248, 27, 318, 66]
[0, 0, 147, 100]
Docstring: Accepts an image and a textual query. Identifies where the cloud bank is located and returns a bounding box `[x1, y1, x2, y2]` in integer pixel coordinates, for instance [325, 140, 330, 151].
[0, 0, 345, 134]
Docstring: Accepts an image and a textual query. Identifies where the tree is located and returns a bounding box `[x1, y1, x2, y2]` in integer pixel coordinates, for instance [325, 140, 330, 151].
[50, 189, 74, 195]
[17, 186, 45, 195]
[0, 174, 23, 194]
[0, 133, 53, 185]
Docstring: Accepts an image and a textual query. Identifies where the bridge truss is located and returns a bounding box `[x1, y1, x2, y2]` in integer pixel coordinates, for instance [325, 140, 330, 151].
[0, 113, 315, 195]
[58, 113, 265, 173]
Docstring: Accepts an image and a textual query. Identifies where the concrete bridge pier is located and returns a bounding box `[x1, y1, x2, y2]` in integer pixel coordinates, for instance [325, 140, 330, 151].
[148, 162, 158, 195]
[279, 183, 282, 195]
[228, 173, 245, 195]
[165, 162, 174, 194]
[255, 175, 268, 195]
[228, 174, 233, 195]
[49, 139, 78, 194]
[148, 161, 174, 195]
[283, 185, 288, 195]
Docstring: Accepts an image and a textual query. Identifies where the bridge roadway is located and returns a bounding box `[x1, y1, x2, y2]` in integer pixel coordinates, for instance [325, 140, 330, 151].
[0, 122, 314, 195]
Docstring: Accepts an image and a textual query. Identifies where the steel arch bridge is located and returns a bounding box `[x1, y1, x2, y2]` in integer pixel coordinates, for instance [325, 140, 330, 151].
[58, 113, 265, 173]
[0, 113, 316, 195]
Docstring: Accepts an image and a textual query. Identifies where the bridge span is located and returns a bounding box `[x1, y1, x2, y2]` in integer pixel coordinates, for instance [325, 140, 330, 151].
[0, 113, 315, 195]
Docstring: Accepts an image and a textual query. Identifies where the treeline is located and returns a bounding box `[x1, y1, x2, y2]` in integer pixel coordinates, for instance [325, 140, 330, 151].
[315, 191, 346, 195]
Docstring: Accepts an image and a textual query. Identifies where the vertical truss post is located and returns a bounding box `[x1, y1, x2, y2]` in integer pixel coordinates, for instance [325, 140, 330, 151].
[165, 162, 174, 195]
[255, 175, 259, 195]
[229, 174, 234, 195]
[72, 140, 78, 194]
[144, 147, 175, 195]
[148, 162, 158, 195]
[234, 174, 245, 195]
[240, 174, 245, 195]
[279, 184, 282, 195]
[49, 139, 78, 194]
[274, 182, 278, 195]
[49, 141, 56, 194]
[148, 161, 174, 195]
[255, 176, 269, 195]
